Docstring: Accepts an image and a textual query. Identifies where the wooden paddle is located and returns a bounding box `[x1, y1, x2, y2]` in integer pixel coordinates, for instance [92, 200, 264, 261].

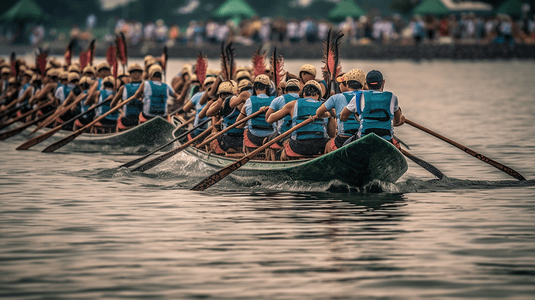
[191, 116, 316, 191]
[118, 116, 199, 168]
[41, 96, 138, 153]
[30, 93, 87, 135]
[131, 120, 221, 172]
[0, 102, 23, 119]
[0, 100, 53, 131]
[195, 109, 266, 149]
[405, 119, 526, 181]
[16, 98, 113, 150]
[0, 110, 54, 141]
[399, 148, 444, 180]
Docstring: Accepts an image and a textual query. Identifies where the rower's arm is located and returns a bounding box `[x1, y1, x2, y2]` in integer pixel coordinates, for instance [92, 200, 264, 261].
[235, 106, 247, 127]
[229, 91, 250, 108]
[326, 116, 336, 138]
[205, 99, 223, 117]
[393, 107, 405, 127]
[183, 99, 194, 113]
[199, 99, 214, 119]
[267, 101, 295, 124]
[339, 107, 352, 122]
[265, 108, 275, 121]
[110, 86, 125, 107]
[315, 104, 329, 119]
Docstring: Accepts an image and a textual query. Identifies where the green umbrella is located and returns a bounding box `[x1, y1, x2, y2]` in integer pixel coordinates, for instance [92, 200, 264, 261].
[0, 0, 49, 22]
[213, 0, 257, 19]
[412, 0, 450, 16]
[328, 0, 366, 20]
[496, 0, 524, 16]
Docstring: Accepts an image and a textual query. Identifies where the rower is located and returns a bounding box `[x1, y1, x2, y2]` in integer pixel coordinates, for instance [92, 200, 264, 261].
[316, 68, 366, 153]
[111, 63, 143, 131]
[267, 80, 335, 160]
[236, 70, 252, 85]
[73, 76, 96, 130]
[182, 76, 216, 140]
[118, 69, 130, 87]
[54, 73, 80, 129]
[28, 68, 60, 110]
[124, 65, 181, 123]
[289, 64, 328, 99]
[263, 78, 301, 160]
[340, 70, 405, 146]
[235, 74, 276, 153]
[89, 76, 119, 132]
[206, 81, 242, 154]
[82, 66, 96, 80]
[0, 66, 11, 97]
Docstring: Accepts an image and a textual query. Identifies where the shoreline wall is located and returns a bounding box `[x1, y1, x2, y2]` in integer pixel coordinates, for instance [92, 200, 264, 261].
[2, 43, 534, 60]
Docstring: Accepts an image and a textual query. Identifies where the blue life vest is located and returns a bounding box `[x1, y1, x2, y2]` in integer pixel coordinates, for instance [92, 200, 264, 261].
[340, 91, 361, 136]
[97, 89, 118, 120]
[192, 91, 209, 135]
[360, 91, 394, 140]
[123, 82, 143, 117]
[247, 95, 275, 137]
[291, 98, 327, 140]
[16, 83, 31, 108]
[62, 84, 73, 102]
[221, 96, 244, 136]
[80, 90, 91, 113]
[143, 81, 167, 116]
[279, 93, 299, 134]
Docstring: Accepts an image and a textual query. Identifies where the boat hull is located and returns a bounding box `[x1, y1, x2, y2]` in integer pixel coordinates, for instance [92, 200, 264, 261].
[14, 117, 176, 154]
[178, 132, 407, 187]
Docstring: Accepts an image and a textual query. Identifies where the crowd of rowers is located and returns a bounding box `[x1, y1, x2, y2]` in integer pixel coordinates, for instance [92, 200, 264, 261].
[0, 55, 405, 160]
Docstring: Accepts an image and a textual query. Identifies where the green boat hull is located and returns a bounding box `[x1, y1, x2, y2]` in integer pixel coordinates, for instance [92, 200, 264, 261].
[18, 116, 176, 154]
[177, 132, 408, 186]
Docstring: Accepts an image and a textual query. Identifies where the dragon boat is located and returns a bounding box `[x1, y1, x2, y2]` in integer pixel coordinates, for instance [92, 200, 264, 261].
[15, 116, 176, 154]
[173, 127, 408, 187]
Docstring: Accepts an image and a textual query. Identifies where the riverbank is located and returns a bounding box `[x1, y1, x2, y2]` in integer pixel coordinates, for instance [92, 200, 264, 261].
[2, 43, 534, 60]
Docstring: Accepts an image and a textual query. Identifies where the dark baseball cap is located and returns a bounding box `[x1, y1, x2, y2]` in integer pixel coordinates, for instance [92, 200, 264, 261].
[366, 70, 383, 86]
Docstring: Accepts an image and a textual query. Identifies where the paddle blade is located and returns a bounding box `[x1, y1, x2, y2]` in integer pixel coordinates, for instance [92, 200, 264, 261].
[41, 131, 82, 153]
[0, 111, 53, 141]
[16, 126, 62, 150]
[400, 148, 444, 180]
[190, 157, 251, 191]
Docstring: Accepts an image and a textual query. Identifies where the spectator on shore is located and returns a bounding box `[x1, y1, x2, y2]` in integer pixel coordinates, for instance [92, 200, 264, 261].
[271, 17, 286, 43]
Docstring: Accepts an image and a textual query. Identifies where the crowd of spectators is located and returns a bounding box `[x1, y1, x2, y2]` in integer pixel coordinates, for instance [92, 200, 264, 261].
[110, 13, 535, 47]
[3, 13, 535, 48]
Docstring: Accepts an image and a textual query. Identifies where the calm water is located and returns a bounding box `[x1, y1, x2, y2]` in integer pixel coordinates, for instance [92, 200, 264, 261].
[1, 59, 535, 299]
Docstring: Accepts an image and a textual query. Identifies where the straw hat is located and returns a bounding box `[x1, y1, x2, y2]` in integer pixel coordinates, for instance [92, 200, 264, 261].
[102, 76, 115, 88]
[253, 74, 270, 86]
[96, 62, 111, 71]
[68, 64, 81, 74]
[304, 80, 322, 93]
[68, 72, 80, 82]
[238, 79, 252, 91]
[203, 76, 216, 87]
[127, 63, 143, 72]
[82, 66, 96, 75]
[148, 65, 163, 78]
[336, 68, 365, 86]
[286, 79, 300, 88]
[59, 71, 69, 80]
[217, 81, 235, 95]
[299, 64, 317, 77]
